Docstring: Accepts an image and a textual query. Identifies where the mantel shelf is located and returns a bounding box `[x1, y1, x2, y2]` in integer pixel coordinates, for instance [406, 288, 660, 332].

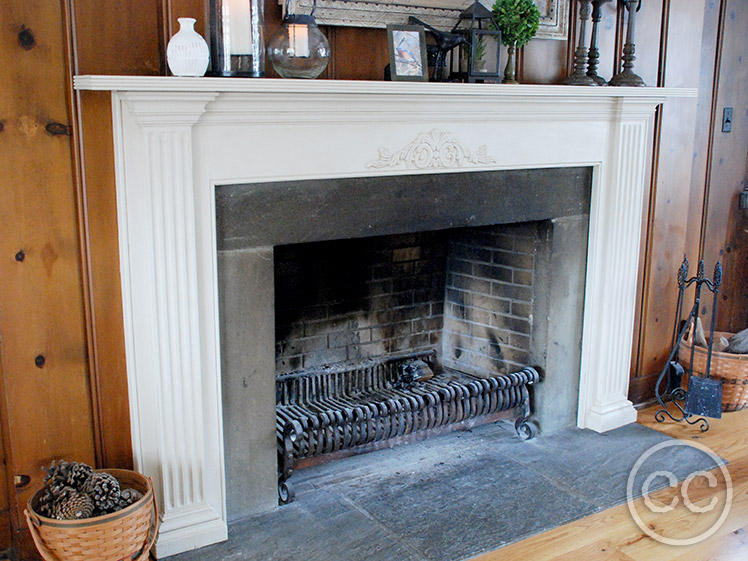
[74, 75, 696, 101]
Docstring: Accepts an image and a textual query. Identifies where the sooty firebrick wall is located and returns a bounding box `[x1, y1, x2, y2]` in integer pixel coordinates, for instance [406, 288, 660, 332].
[273, 223, 538, 377]
[444, 223, 538, 377]
[274, 231, 448, 374]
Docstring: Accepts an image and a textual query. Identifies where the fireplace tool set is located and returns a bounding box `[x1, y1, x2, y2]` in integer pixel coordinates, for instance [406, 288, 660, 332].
[654, 258, 723, 432]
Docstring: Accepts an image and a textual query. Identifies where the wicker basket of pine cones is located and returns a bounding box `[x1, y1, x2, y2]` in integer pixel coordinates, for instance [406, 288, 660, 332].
[24, 461, 158, 561]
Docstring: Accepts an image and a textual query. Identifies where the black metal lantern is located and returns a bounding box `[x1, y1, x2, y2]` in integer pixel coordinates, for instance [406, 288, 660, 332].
[451, 1, 501, 83]
[208, 0, 265, 77]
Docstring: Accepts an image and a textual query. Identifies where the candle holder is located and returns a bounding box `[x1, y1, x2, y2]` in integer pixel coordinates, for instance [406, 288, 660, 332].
[609, 0, 646, 86]
[586, 0, 613, 85]
[208, 0, 265, 77]
[563, 0, 598, 85]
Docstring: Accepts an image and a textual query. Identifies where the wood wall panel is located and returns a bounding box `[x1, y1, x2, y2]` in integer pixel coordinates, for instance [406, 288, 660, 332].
[687, 0, 722, 258]
[0, 347, 11, 554]
[700, 0, 748, 333]
[326, 26, 389, 81]
[167, 0, 208, 39]
[74, 91, 133, 470]
[69, 0, 166, 470]
[71, 1, 163, 75]
[521, 35, 568, 84]
[0, 0, 96, 535]
[627, 0, 665, 397]
[629, 0, 710, 402]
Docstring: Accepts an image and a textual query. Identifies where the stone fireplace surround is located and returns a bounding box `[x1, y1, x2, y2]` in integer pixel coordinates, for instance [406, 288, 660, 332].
[217, 167, 591, 521]
[74, 76, 694, 558]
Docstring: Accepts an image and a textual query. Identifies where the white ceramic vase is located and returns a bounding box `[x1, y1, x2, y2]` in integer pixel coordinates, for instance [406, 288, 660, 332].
[166, 17, 210, 77]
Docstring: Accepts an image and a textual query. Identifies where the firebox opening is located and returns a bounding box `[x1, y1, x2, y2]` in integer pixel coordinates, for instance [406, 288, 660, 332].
[274, 222, 539, 382]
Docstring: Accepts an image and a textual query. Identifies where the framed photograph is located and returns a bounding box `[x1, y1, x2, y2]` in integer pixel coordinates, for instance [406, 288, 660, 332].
[295, 0, 569, 41]
[387, 24, 429, 82]
[469, 28, 501, 82]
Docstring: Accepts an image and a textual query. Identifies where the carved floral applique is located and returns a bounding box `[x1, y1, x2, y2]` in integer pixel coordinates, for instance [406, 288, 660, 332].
[367, 129, 496, 170]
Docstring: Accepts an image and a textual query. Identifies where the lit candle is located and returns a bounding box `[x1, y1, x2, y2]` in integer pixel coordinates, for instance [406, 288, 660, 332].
[288, 23, 310, 57]
[225, 0, 253, 55]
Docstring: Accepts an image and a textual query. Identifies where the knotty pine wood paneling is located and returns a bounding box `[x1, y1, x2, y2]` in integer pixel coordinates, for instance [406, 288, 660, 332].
[166, 0, 208, 40]
[688, 0, 722, 259]
[0, 0, 745, 556]
[520, 34, 568, 84]
[0, 0, 97, 539]
[74, 90, 134, 470]
[326, 26, 390, 81]
[631, 0, 748, 401]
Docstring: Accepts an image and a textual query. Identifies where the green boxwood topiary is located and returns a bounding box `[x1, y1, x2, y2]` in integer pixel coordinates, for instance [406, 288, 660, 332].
[492, 0, 540, 48]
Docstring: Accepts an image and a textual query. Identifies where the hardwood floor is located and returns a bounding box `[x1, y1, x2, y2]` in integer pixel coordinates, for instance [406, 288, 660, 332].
[473, 404, 748, 561]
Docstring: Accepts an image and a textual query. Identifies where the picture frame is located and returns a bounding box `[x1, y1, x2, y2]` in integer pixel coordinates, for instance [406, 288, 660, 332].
[387, 24, 430, 82]
[294, 0, 569, 41]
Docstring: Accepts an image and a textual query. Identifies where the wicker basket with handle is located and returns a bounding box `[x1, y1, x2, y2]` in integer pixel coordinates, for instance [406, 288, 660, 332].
[680, 330, 748, 412]
[24, 469, 159, 561]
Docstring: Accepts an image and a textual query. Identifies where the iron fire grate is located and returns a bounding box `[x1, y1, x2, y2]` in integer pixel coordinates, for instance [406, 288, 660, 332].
[275, 350, 539, 503]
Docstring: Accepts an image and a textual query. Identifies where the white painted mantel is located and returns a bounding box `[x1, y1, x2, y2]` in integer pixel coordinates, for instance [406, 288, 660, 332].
[73, 76, 695, 557]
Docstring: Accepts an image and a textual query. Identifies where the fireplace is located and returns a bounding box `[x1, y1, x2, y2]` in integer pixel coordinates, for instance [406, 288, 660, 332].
[73, 76, 694, 557]
[216, 167, 591, 516]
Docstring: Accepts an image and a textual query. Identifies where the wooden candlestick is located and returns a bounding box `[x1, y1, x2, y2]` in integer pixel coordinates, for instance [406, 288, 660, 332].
[563, 0, 598, 86]
[609, 0, 646, 86]
[587, 0, 613, 85]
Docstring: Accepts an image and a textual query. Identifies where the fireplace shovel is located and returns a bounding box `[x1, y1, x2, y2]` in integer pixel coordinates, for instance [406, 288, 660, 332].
[684, 314, 723, 420]
[684, 374, 722, 419]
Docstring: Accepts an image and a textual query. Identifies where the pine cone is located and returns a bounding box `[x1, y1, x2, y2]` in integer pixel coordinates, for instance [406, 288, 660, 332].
[65, 462, 94, 490]
[53, 488, 94, 520]
[81, 472, 121, 512]
[41, 461, 75, 512]
[43, 460, 70, 486]
[43, 460, 94, 491]
[117, 488, 144, 509]
[34, 487, 57, 518]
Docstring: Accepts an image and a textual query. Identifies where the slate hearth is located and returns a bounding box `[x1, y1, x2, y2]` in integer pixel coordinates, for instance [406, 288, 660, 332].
[167, 421, 721, 561]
